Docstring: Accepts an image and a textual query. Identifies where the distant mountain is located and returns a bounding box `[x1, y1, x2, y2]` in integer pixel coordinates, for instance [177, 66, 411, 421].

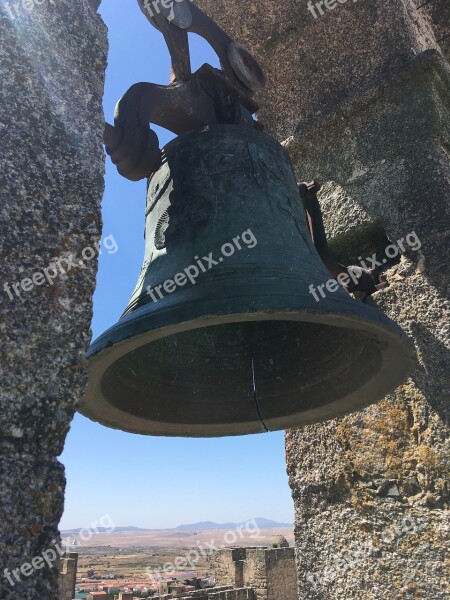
[175, 518, 292, 530]
[61, 526, 146, 533]
[61, 519, 292, 533]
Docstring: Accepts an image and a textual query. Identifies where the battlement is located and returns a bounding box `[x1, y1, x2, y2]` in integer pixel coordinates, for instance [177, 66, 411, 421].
[212, 544, 297, 600]
[154, 587, 255, 600]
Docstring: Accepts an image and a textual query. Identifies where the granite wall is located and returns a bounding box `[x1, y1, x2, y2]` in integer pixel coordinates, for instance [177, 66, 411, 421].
[0, 1, 107, 598]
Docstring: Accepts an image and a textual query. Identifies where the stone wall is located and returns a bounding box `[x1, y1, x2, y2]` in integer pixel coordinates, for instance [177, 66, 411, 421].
[212, 549, 244, 588]
[265, 549, 297, 600]
[183, 587, 235, 598]
[195, 0, 449, 598]
[157, 588, 255, 600]
[197, 0, 445, 140]
[207, 589, 256, 600]
[0, 1, 107, 599]
[239, 549, 267, 598]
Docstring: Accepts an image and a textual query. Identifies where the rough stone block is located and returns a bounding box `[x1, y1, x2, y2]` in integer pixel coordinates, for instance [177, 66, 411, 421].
[0, 2, 107, 598]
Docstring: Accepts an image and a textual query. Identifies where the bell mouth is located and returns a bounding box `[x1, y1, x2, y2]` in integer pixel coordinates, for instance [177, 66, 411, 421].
[81, 309, 415, 437]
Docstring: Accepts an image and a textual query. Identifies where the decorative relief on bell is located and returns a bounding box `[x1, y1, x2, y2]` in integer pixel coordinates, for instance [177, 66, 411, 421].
[153, 192, 214, 250]
[154, 210, 170, 250]
[146, 165, 173, 217]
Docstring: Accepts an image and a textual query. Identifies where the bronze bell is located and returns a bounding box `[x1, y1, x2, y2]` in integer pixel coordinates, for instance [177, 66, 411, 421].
[81, 124, 415, 437]
[80, 2, 415, 436]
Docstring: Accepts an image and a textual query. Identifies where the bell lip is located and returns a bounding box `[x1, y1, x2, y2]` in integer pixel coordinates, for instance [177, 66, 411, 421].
[80, 305, 416, 438]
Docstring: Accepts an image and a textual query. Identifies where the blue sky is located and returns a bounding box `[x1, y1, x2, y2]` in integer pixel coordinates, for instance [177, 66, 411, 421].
[59, 1, 294, 530]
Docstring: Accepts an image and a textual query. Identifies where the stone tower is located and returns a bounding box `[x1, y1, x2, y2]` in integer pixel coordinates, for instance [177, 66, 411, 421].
[196, 0, 450, 598]
[59, 553, 78, 600]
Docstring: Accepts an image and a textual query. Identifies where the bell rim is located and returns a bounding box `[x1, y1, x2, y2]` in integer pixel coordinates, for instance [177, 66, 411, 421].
[81, 306, 416, 437]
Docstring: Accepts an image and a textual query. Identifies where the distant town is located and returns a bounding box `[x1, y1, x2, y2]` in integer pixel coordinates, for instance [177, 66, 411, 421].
[58, 521, 296, 600]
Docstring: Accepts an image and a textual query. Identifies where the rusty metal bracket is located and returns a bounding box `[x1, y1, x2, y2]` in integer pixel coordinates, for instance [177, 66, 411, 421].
[299, 181, 389, 301]
[105, 0, 265, 182]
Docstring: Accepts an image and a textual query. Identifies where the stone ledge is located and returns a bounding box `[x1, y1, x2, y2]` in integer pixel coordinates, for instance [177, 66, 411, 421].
[284, 49, 450, 240]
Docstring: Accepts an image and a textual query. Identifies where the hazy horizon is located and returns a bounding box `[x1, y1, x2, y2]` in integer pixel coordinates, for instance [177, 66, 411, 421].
[61, 517, 294, 532]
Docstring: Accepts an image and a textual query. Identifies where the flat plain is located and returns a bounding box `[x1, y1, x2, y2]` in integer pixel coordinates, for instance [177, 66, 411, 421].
[63, 527, 295, 583]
